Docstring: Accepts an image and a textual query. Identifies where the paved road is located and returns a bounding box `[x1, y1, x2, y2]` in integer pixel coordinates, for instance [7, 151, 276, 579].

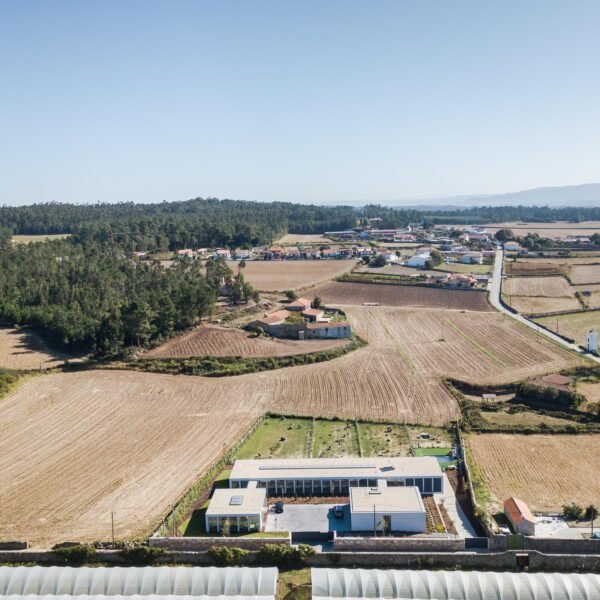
[488, 248, 600, 364]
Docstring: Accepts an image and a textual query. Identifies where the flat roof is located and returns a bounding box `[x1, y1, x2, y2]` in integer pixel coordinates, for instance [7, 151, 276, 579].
[350, 486, 425, 514]
[230, 457, 442, 481]
[205, 488, 266, 516]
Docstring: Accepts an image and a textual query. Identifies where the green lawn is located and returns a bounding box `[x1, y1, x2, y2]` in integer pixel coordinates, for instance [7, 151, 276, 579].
[234, 416, 311, 459]
[359, 423, 411, 457]
[312, 420, 360, 457]
[278, 569, 311, 600]
[413, 447, 453, 456]
[435, 262, 492, 274]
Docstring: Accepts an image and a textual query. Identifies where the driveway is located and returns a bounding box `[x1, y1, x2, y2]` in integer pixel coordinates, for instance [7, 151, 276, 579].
[265, 503, 351, 533]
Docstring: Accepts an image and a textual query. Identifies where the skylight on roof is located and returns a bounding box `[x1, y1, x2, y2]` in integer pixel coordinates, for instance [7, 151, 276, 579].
[230, 495, 244, 506]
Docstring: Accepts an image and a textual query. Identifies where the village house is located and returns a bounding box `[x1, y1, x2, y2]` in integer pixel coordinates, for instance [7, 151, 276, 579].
[177, 249, 196, 260]
[460, 252, 484, 265]
[268, 245, 285, 259]
[503, 241, 521, 251]
[284, 246, 301, 259]
[443, 274, 477, 289]
[406, 253, 430, 268]
[214, 248, 232, 260]
[234, 248, 251, 260]
[302, 246, 318, 259]
[248, 309, 291, 335]
[302, 308, 324, 322]
[303, 321, 352, 339]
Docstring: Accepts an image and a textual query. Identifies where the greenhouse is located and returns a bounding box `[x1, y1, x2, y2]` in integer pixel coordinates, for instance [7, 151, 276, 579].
[0, 566, 278, 600]
[311, 568, 600, 600]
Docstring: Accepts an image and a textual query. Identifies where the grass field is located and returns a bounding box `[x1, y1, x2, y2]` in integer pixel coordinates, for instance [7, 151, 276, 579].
[274, 234, 331, 244]
[574, 284, 600, 309]
[144, 325, 349, 359]
[570, 264, 600, 285]
[535, 311, 600, 345]
[505, 296, 581, 315]
[473, 221, 600, 239]
[0, 328, 72, 369]
[227, 260, 356, 291]
[435, 263, 492, 275]
[467, 433, 600, 513]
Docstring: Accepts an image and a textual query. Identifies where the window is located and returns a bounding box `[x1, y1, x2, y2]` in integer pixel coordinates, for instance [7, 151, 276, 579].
[405, 478, 414, 487]
[424, 478, 432, 493]
[414, 478, 423, 492]
[433, 478, 442, 493]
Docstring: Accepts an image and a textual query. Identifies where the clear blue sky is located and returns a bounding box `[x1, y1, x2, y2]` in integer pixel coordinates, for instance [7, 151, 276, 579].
[1, 1, 599, 205]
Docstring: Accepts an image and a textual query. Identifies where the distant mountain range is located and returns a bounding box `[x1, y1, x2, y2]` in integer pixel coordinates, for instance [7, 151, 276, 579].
[392, 183, 600, 209]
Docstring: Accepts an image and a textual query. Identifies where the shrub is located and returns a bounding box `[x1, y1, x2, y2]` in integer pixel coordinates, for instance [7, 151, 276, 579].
[54, 544, 97, 564]
[285, 290, 298, 301]
[562, 503, 584, 520]
[118, 546, 164, 564]
[208, 546, 249, 566]
[257, 543, 314, 567]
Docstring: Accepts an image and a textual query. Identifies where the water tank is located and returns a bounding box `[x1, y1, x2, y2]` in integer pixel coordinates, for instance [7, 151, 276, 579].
[587, 330, 599, 352]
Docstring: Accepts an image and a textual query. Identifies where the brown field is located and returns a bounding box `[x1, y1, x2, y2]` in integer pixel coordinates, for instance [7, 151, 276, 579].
[144, 325, 349, 358]
[274, 233, 331, 244]
[505, 261, 566, 277]
[313, 281, 492, 311]
[570, 264, 600, 285]
[506, 296, 581, 315]
[227, 260, 356, 291]
[574, 284, 600, 309]
[0, 297, 578, 546]
[475, 221, 600, 239]
[535, 311, 600, 345]
[0, 328, 71, 369]
[467, 433, 600, 512]
[12, 234, 70, 244]
[503, 276, 573, 297]
[356, 263, 440, 277]
[578, 382, 600, 406]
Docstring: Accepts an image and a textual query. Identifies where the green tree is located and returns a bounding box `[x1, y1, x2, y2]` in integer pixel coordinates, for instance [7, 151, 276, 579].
[429, 249, 443, 266]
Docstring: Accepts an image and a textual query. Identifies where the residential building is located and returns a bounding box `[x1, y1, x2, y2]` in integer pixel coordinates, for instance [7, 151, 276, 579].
[287, 297, 312, 312]
[405, 254, 430, 268]
[234, 248, 251, 260]
[443, 274, 477, 289]
[503, 241, 521, 251]
[215, 248, 232, 260]
[304, 321, 351, 339]
[460, 252, 484, 265]
[285, 246, 301, 259]
[504, 496, 536, 536]
[177, 249, 196, 259]
[302, 308, 324, 322]
[205, 488, 267, 534]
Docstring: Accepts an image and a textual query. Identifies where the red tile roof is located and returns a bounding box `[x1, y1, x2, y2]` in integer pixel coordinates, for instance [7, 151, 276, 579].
[288, 298, 311, 308]
[504, 497, 535, 524]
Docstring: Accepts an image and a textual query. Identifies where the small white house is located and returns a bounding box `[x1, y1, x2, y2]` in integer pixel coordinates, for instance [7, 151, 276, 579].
[405, 253, 430, 268]
[349, 487, 426, 533]
[205, 488, 267, 534]
[587, 330, 599, 352]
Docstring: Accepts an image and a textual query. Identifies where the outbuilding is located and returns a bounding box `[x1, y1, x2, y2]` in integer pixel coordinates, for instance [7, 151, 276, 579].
[349, 486, 426, 533]
[504, 496, 536, 536]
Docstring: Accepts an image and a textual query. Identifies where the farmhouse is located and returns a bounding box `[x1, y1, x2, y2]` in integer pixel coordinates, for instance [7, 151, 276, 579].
[215, 248, 232, 260]
[228, 456, 444, 496]
[284, 246, 301, 259]
[287, 297, 312, 311]
[234, 248, 251, 259]
[302, 307, 325, 322]
[177, 249, 196, 259]
[350, 486, 426, 533]
[504, 496, 536, 536]
[443, 274, 477, 289]
[205, 488, 267, 534]
[304, 321, 351, 339]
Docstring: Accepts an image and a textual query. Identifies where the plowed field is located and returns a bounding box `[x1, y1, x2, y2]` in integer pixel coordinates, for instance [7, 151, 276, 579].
[144, 325, 348, 358]
[0, 328, 71, 370]
[503, 276, 573, 297]
[467, 433, 600, 512]
[312, 281, 492, 311]
[535, 311, 600, 345]
[506, 296, 581, 315]
[228, 260, 356, 291]
[570, 264, 600, 285]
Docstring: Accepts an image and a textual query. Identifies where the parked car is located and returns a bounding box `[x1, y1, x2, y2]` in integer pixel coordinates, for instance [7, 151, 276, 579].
[333, 505, 344, 518]
[274, 501, 284, 514]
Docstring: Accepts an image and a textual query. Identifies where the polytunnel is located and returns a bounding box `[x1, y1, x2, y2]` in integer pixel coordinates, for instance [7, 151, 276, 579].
[311, 568, 600, 600]
[0, 566, 278, 600]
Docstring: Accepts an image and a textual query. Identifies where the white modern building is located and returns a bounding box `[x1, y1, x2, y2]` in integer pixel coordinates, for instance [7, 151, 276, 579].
[205, 488, 267, 534]
[349, 486, 426, 533]
[228, 457, 444, 496]
[405, 253, 430, 268]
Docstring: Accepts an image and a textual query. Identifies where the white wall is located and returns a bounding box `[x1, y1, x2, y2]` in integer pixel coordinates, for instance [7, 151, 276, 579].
[351, 511, 426, 533]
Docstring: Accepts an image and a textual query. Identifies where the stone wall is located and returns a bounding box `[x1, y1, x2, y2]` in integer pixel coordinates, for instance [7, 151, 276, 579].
[524, 537, 600, 554]
[0, 541, 28, 550]
[149, 536, 291, 551]
[333, 536, 464, 553]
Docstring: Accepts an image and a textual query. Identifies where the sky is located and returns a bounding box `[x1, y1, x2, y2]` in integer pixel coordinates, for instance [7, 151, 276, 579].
[1, 0, 599, 206]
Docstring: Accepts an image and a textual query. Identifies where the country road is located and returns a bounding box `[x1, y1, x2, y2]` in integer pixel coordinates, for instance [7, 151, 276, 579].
[488, 247, 600, 365]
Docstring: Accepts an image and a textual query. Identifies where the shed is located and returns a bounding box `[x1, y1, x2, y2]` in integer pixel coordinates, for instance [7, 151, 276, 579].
[504, 496, 536, 536]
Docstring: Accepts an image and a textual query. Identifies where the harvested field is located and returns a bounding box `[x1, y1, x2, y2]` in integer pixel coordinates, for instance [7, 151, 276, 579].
[356, 263, 440, 277]
[503, 276, 573, 297]
[535, 311, 600, 345]
[506, 296, 581, 315]
[574, 284, 600, 308]
[227, 260, 356, 291]
[0, 370, 268, 547]
[0, 300, 578, 546]
[144, 325, 349, 358]
[467, 433, 600, 512]
[0, 328, 71, 369]
[312, 281, 492, 311]
[578, 382, 600, 407]
[470, 221, 600, 239]
[274, 233, 331, 244]
[505, 261, 566, 277]
[570, 264, 600, 285]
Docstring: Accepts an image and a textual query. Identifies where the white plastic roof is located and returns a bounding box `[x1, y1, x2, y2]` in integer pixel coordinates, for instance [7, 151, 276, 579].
[0, 567, 277, 600]
[311, 568, 600, 600]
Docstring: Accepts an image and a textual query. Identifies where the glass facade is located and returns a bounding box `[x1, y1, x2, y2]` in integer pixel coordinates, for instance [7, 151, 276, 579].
[206, 514, 261, 533]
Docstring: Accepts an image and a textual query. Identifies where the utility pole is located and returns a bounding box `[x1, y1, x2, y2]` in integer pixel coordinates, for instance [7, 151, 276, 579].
[373, 504, 376, 537]
[111, 512, 115, 545]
